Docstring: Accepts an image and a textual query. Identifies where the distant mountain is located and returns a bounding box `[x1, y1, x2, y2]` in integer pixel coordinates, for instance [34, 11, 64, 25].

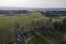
[0, 7, 66, 11]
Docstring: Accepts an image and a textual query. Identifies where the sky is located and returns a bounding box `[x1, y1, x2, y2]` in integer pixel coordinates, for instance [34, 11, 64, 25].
[0, 0, 66, 8]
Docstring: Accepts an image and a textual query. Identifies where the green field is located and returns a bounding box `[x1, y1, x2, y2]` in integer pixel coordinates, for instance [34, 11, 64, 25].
[0, 12, 66, 44]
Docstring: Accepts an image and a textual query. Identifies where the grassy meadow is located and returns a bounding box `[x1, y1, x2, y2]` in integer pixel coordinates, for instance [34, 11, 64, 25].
[0, 12, 66, 44]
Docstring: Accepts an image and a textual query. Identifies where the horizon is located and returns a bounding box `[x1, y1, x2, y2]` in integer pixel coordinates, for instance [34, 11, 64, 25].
[0, 7, 66, 11]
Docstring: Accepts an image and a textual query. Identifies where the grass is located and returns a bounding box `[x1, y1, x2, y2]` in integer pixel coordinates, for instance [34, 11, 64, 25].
[29, 32, 57, 44]
[0, 12, 48, 44]
[0, 12, 66, 44]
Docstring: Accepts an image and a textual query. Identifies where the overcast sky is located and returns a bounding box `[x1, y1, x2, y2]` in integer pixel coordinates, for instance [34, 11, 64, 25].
[0, 0, 66, 8]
